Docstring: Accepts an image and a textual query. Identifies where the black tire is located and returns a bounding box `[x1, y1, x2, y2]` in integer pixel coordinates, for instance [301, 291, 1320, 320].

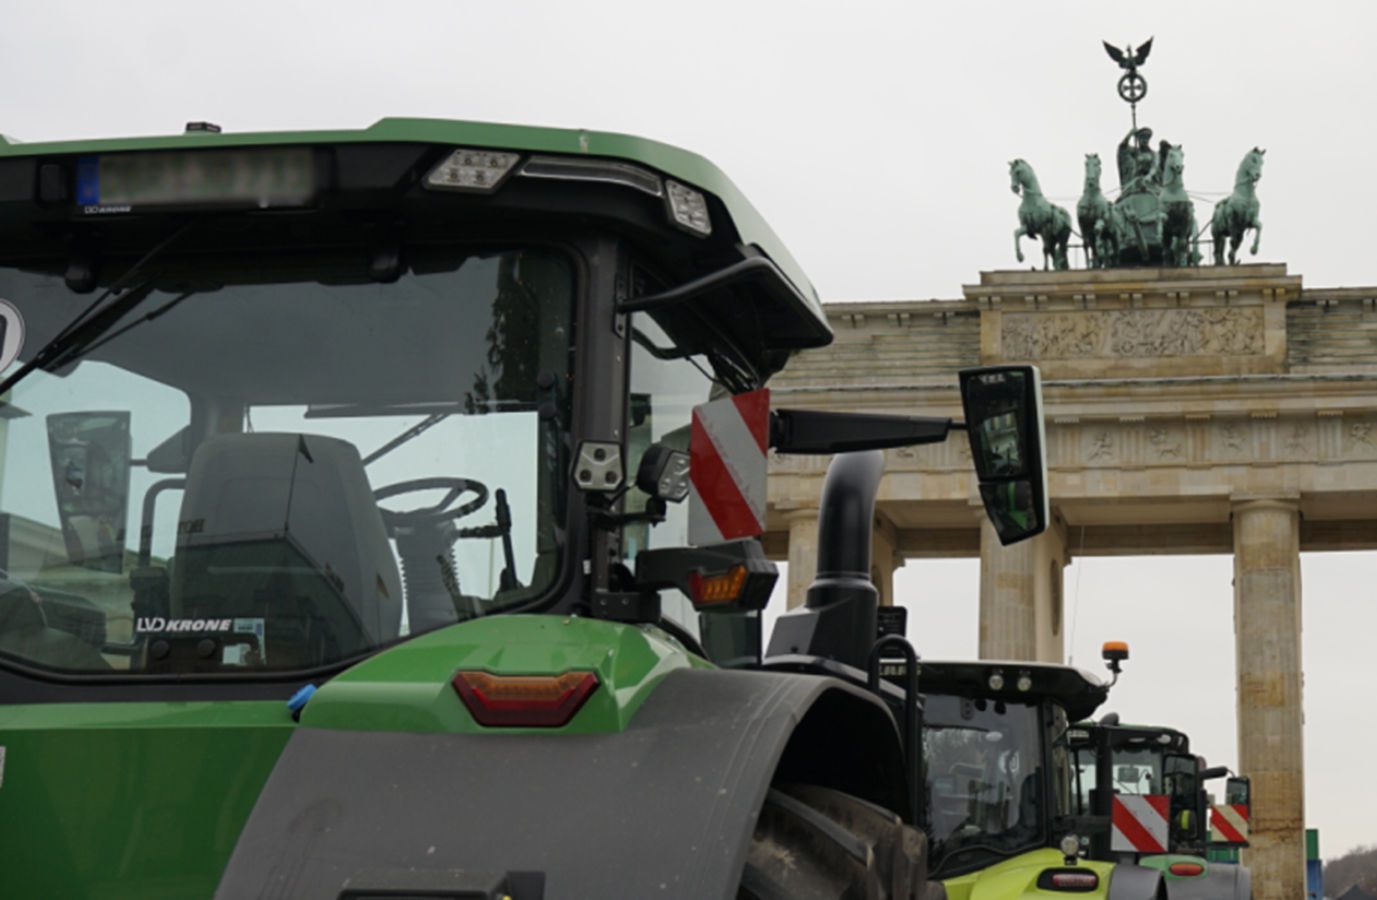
[738, 784, 928, 900]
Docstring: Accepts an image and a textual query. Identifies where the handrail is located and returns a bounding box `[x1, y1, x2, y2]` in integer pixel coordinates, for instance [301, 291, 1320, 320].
[868, 635, 921, 827]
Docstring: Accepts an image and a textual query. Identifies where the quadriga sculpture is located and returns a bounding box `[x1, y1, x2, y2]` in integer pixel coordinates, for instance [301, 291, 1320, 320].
[1010, 158, 1071, 271]
[1211, 147, 1264, 265]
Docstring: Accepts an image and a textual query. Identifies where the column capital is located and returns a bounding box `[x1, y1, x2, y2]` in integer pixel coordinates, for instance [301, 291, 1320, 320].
[783, 507, 819, 524]
[1230, 493, 1300, 515]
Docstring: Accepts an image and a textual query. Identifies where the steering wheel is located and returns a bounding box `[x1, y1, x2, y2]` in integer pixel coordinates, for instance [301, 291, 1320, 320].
[374, 477, 489, 534]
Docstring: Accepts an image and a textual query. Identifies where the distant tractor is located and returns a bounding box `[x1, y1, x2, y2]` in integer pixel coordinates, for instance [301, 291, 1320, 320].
[1064, 645, 1254, 900]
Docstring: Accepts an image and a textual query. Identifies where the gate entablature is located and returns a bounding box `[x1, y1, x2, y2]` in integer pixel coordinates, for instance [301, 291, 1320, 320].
[971, 264, 1299, 380]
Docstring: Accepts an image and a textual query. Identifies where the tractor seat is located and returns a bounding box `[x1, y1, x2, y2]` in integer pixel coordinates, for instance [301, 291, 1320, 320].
[168, 433, 402, 669]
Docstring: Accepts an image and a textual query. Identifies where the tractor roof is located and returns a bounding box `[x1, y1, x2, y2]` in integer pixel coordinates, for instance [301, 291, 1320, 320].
[1074, 720, 1192, 753]
[919, 659, 1110, 722]
[0, 118, 829, 385]
[0, 117, 822, 322]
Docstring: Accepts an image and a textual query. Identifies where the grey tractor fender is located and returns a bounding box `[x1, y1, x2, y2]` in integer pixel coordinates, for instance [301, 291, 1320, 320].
[214, 666, 909, 900]
[1163, 864, 1252, 900]
[1110, 862, 1168, 900]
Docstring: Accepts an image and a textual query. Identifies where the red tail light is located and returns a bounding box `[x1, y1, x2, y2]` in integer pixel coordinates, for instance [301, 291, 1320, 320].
[1049, 872, 1098, 890]
[452, 670, 599, 727]
[1169, 863, 1205, 877]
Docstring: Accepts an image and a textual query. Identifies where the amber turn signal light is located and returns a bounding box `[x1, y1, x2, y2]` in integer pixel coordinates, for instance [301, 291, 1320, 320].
[688, 565, 747, 605]
[452, 670, 599, 728]
[1169, 863, 1205, 877]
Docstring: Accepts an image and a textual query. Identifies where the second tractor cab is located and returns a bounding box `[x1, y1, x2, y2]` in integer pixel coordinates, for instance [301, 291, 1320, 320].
[912, 659, 1176, 900]
[1064, 645, 1253, 900]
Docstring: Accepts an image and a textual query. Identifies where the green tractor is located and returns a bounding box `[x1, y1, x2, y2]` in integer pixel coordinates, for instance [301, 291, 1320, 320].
[0, 117, 1049, 899]
[1065, 674, 1254, 900]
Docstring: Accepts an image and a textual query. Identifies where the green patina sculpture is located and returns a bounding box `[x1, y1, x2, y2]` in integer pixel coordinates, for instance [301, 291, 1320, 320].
[1211, 147, 1265, 265]
[1118, 127, 1160, 196]
[1010, 158, 1071, 270]
[1159, 142, 1201, 267]
[1104, 39, 1153, 128]
[1076, 153, 1121, 269]
[1005, 39, 1266, 270]
[1108, 126, 1169, 266]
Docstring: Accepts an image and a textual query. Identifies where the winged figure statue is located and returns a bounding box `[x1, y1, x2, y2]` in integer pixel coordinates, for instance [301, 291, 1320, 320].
[1103, 38, 1153, 74]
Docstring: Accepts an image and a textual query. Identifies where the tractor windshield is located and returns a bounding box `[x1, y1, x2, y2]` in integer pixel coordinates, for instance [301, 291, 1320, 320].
[923, 693, 1048, 876]
[0, 243, 573, 675]
[1112, 747, 1163, 795]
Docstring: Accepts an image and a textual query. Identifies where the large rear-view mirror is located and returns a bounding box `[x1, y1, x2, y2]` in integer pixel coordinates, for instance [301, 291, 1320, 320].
[1210, 776, 1251, 847]
[46, 411, 132, 573]
[959, 365, 1048, 545]
[1225, 776, 1250, 807]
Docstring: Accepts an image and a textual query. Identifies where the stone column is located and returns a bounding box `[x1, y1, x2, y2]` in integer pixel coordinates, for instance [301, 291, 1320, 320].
[785, 509, 820, 610]
[978, 511, 1065, 662]
[1232, 498, 1305, 900]
[872, 514, 901, 607]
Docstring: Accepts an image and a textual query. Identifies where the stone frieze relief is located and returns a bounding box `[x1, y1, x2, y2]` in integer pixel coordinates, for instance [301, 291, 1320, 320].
[1001, 307, 1264, 359]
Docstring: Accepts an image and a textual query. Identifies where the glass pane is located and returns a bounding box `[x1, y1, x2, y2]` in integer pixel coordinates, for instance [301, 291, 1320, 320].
[0, 246, 573, 675]
[965, 370, 1029, 479]
[1113, 747, 1164, 794]
[624, 312, 718, 637]
[924, 694, 1045, 872]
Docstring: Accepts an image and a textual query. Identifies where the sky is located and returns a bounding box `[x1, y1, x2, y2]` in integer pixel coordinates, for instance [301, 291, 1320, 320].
[4, 0, 1375, 858]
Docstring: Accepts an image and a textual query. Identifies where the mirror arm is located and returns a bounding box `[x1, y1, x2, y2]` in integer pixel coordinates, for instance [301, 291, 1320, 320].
[615, 257, 782, 314]
[770, 409, 953, 454]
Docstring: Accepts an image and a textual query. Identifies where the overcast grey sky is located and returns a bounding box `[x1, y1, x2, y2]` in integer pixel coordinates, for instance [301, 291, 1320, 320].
[4, 0, 1374, 858]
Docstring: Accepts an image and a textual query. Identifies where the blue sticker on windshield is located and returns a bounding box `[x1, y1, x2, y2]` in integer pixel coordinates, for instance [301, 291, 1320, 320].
[76, 156, 100, 205]
[0, 300, 25, 375]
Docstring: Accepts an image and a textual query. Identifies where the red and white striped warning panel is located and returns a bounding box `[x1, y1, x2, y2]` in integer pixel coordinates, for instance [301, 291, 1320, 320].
[1111, 794, 1170, 853]
[1210, 804, 1250, 844]
[689, 389, 769, 545]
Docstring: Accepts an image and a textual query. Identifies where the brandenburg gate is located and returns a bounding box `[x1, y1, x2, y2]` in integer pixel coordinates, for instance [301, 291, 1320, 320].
[765, 264, 1377, 900]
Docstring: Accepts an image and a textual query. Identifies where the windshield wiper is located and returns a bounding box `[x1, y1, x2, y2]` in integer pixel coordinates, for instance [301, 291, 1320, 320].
[68, 288, 197, 361]
[0, 222, 193, 396]
[363, 413, 449, 466]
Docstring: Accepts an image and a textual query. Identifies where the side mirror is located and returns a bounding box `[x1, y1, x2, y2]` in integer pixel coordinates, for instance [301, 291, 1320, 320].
[959, 365, 1048, 545]
[1210, 777, 1251, 846]
[46, 411, 133, 573]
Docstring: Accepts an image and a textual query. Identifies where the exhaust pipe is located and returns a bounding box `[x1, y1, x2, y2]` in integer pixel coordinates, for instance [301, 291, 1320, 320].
[765, 450, 883, 670]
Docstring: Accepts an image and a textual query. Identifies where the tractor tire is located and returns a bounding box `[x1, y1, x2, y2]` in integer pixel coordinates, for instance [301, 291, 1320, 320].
[738, 784, 927, 900]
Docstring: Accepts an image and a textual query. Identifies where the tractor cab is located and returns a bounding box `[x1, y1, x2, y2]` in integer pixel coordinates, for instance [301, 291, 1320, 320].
[1066, 719, 1253, 899]
[0, 119, 835, 684]
[914, 660, 1110, 882]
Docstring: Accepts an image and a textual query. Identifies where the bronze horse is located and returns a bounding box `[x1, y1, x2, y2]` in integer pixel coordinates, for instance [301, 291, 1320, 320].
[1076, 153, 1120, 268]
[1212, 148, 1264, 265]
[1159, 143, 1200, 267]
[1011, 159, 1070, 270]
